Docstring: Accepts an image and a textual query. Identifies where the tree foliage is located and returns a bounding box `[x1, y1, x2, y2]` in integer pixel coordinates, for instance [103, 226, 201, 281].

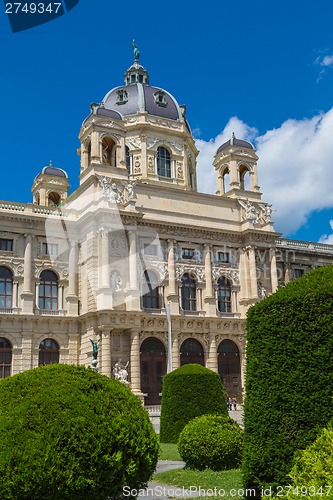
[0, 364, 159, 499]
[160, 363, 227, 443]
[243, 266, 333, 493]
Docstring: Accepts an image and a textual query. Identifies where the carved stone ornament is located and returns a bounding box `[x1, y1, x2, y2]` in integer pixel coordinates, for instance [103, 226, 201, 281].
[258, 203, 273, 223]
[111, 271, 122, 291]
[134, 156, 141, 174]
[146, 117, 181, 129]
[127, 137, 141, 150]
[212, 268, 240, 284]
[147, 155, 155, 173]
[147, 137, 160, 149]
[177, 162, 184, 179]
[257, 281, 267, 299]
[175, 265, 205, 282]
[150, 261, 169, 280]
[96, 174, 125, 204]
[238, 199, 261, 225]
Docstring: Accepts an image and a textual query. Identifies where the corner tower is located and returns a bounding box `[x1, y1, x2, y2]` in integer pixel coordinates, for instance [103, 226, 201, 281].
[78, 43, 198, 191]
[213, 133, 260, 201]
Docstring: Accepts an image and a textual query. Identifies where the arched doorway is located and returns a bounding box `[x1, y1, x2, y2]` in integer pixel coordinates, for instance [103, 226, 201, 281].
[218, 340, 242, 399]
[140, 337, 166, 406]
[180, 338, 204, 366]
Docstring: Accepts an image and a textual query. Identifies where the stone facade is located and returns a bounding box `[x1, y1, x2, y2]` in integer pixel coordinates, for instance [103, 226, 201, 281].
[1, 56, 333, 404]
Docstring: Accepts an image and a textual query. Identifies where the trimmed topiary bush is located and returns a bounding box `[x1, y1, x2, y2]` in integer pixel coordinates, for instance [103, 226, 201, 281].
[178, 414, 243, 471]
[0, 364, 159, 500]
[243, 266, 333, 494]
[160, 363, 227, 443]
[272, 420, 333, 499]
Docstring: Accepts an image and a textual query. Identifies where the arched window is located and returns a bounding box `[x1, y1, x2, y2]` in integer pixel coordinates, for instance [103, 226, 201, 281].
[48, 192, 61, 207]
[239, 165, 250, 190]
[181, 273, 196, 311]
[0, 267, 13, 310]
[142, 270, 160, 309]
[125, 146, 131, 175]
[222, 167, 230, 193]
[217, 277, 232, 313]
[140, 337, 166, 405]
[180, 338, 204, 366]
[157, 147, 171, 178]
[0, 338, 12, 378]
[39, 270, 58, 311]
[39, 338, 59, 366]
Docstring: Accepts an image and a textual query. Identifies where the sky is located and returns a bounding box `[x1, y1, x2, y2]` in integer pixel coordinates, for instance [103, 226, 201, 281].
[1, 0, 333, 243]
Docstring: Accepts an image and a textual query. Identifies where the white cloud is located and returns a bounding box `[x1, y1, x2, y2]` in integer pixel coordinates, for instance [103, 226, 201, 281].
[321, 55, 333, 67]
[195, 108, 333, 238]
[319, 221, 333, 244]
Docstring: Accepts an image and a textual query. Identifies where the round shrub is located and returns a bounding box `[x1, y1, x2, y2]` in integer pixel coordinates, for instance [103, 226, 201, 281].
[0, 364, 159, 500]
[178, 414, 243, 471]
[243, 266, 333, 493]
[160, 363, 227, 443]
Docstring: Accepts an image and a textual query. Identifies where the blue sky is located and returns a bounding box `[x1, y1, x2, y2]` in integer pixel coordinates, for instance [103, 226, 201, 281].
[1, 0, 333, 242]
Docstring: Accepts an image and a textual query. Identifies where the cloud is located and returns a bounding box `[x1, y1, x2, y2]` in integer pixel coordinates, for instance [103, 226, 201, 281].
[319, 221, 333, 244]
[195, 109, 333, 238]
[314, 53, 333, 82]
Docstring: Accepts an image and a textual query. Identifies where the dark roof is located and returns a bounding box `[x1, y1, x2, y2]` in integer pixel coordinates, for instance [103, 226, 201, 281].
[96, 108, 123, 120]
[216, 137, 254, 154]
[41, 166, 68, 178]
[102, 83, 182, 121]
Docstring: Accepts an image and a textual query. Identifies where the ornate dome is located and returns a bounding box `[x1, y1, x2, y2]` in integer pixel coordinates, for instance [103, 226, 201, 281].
[89, 44, 188, 125]
[40, 164, 68, 178]
[216, 133, 254, 154]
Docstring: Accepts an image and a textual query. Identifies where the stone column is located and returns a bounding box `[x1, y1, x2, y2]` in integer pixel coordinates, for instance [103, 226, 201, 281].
[248, 246, 258, 298]
[12, 281, 18, 309]
[232, 289, 238, 314]
[117, 136, 126, 169]
[167, 240, 176, 295]
[270, 247, 278, 293]
[91, 130, 100, 163]
[67, 241, 79, 315]
[130, 330, 142, 398]
[101, 329, 112, 377]
[140, 134, 148, 178]
[172, 334, 179, 370]
[207, 336, 218, 372]
[58, 285, 63, 310]
[21, 234, 34, 314]
[204, 244, 213, 298]
[128, 230, 137, 290]
[239, 248, 249, 300]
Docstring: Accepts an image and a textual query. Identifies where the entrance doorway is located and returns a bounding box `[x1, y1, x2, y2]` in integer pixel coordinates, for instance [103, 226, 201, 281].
[180, 338, 205, 366]
[218, 340, 242, 399]
[140, 337, 166, 405]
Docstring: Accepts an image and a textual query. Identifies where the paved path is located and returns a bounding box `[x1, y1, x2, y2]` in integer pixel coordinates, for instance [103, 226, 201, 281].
[146, 460, 202, 499]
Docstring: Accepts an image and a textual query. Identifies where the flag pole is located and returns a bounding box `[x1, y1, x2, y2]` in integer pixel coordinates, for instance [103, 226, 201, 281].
[166, 302, 172, 373]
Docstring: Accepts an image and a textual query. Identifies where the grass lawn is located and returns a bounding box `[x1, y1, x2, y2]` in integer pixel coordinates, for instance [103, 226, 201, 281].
[153, 467, 244, 499]
[158, 441, 182, 461]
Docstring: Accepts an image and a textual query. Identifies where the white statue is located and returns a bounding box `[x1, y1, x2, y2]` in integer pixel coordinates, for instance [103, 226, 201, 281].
[259, 203, 273, 223]
[111, 271, 122, 291]
[239, 199, 261, 224]
[113, 360, 129, 384]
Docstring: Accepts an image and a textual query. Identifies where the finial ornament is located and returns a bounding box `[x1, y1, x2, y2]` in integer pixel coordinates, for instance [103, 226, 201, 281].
[132, 39, 140, 61]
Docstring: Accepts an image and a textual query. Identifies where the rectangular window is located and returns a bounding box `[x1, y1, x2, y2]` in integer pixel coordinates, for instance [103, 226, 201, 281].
[41, 243, 58, 256]
[0, 239, 13, 251]
[143, 243, 158, 256]
[217, 251, 230, 263]
[294, 269, 304, 279]
[182, 248, 195, 260]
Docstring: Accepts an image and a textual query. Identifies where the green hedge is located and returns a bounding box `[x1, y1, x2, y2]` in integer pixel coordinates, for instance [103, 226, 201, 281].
[243, 266, 333, 493]
[0, 364, 159, 500]
[178, 414, 243, 470]
[160, 363, 227, 443]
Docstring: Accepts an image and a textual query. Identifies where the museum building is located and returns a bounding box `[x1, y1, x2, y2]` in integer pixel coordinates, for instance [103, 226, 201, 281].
[1, 52, 333, 405]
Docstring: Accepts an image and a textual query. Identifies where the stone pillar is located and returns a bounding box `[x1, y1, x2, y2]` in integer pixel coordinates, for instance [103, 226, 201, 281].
[207, 336, 218, 372]
[130, 330, 143, 399]
[91, 130, 100, 163]
[58, 284, 63, 310]
[270, 247, 279, 293]
[204, 245, 213, 298]
[96, 228, 112, 310]
[12, 281, 18, 310]
[117, 136, 126, 169]
[167, 240, 179, 314]
[66, 241, 79, 315]
[21, 233, 34, 314]
[100, 329, 112, 377]
[239, 248, 249, 300]
[232, 289, 238, 314]
[128, 230, 137, 290]
[172, 334, 179, 370]
[140, 134, 148, 178]
[248, 246, 258, 299]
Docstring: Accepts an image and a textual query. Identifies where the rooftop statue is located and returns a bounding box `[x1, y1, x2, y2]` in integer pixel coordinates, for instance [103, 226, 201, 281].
[132, 39, 140, 61]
